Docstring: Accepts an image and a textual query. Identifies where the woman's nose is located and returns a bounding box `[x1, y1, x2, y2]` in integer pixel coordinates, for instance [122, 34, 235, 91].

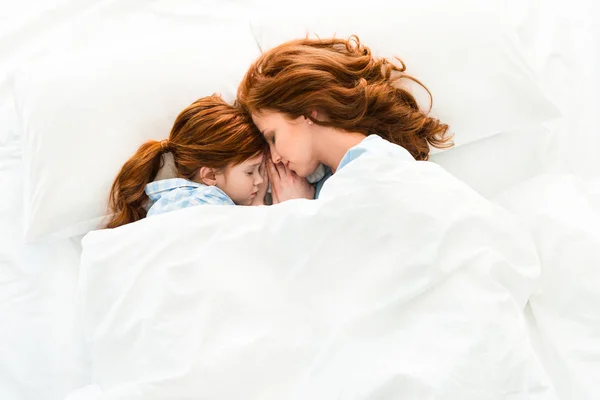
[271, 151, 281, 163]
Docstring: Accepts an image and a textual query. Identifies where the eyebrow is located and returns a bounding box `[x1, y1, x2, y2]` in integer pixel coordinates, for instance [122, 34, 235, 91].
[247, 161, 263, 168]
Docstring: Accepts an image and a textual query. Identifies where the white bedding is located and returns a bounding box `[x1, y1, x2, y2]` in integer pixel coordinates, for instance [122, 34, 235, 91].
[1, 1, 599, 399]
[72, 155, 556, 399]
[0, 143, 88, 400]
[495, 175, 600, 400]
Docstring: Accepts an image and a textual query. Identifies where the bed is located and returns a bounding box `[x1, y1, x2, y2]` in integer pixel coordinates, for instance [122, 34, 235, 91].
[0, 0, 598, 399]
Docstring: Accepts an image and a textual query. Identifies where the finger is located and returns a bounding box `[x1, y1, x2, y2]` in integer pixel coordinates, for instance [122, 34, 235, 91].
[271, 180, 280, 204]
[267, 158, 280, 179]
[260, 174, 269, 195]
[280, 162, 291, 175]
[291, 171, 305, 183]
[274, 162, 288, 177]
[262, 158, 269, 181]
[269, 159, 280, 178]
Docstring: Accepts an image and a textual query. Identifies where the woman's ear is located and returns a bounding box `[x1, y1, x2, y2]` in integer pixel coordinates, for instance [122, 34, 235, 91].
[195, 166, 218, 186]
[304, 111, 318, 125]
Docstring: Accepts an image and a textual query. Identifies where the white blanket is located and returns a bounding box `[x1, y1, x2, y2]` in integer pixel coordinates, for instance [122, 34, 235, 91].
[495, 174, 600, 400]
[75, 155, 557, 399]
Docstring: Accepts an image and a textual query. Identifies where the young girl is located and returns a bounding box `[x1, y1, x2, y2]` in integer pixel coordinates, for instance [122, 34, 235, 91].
[237, 35, 453, 202]
[105, 95, 268, 229]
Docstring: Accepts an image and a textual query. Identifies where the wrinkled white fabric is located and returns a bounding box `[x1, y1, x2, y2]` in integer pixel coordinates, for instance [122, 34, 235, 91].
[76, 155, 556, 399]
[496, 174, 600, 400]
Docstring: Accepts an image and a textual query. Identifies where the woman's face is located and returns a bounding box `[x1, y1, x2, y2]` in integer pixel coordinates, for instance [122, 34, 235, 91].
[251, 111, 321, 178]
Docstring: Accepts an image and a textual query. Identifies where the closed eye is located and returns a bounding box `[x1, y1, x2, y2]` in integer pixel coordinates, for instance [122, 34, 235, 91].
[263, 130, 275, 144]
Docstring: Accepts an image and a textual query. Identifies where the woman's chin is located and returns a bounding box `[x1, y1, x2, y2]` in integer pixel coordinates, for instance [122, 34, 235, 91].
[290, 165, 310, 178]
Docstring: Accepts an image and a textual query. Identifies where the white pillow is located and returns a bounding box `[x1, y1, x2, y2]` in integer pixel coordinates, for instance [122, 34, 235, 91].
[13, 4, 261, 241]
[13, 0, 560, 242]
[430, 126, 557, 199]
[0, 76, 18, 146]
[249, 0, 559, 148]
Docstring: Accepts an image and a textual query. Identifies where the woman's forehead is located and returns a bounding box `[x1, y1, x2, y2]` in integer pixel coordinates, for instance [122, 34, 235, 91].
[252, 110, 277, 125]
[253, 111, 301, 129]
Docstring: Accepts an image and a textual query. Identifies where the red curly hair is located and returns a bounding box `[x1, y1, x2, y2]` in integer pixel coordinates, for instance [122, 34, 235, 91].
[237, 35, 453, 160]
[105, 95, 265, 228]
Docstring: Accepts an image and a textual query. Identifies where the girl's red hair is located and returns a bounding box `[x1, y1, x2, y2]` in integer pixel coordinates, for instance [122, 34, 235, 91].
[105, 95, 265, 228]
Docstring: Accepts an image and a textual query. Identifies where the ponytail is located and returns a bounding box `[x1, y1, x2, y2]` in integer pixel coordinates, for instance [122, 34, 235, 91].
[105, 140, 166, 229]
[104, 95, 266, 229]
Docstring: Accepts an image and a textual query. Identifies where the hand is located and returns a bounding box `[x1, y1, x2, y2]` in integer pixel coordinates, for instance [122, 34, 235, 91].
[250, 160, 270, 206]
[267, 158, 315, 204]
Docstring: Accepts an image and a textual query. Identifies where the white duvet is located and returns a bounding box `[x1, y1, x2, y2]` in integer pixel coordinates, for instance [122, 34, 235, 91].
[75, 155, 557, 399]
[495, 175, 600, 400]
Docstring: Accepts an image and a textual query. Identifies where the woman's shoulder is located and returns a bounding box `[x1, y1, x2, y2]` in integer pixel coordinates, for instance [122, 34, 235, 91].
[337, 134, 414, 171]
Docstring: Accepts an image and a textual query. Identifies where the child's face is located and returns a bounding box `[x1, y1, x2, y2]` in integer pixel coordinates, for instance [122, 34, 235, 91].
[216, 154, 265, 205]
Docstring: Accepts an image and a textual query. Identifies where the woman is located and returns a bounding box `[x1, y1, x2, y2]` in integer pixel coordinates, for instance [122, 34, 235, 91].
[237, 35, 453, 202]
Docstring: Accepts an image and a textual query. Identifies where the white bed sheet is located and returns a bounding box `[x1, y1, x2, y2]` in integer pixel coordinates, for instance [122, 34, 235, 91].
[495, 174, 600, 400]
[0, 143, 88, 399]
[502, 5, 600, 397]
[2, 6, 93, 390]
[1, 3, 101, 394]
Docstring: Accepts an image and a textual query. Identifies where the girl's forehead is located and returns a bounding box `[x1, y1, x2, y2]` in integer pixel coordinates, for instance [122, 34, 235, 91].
[242, 153, 264, 165]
